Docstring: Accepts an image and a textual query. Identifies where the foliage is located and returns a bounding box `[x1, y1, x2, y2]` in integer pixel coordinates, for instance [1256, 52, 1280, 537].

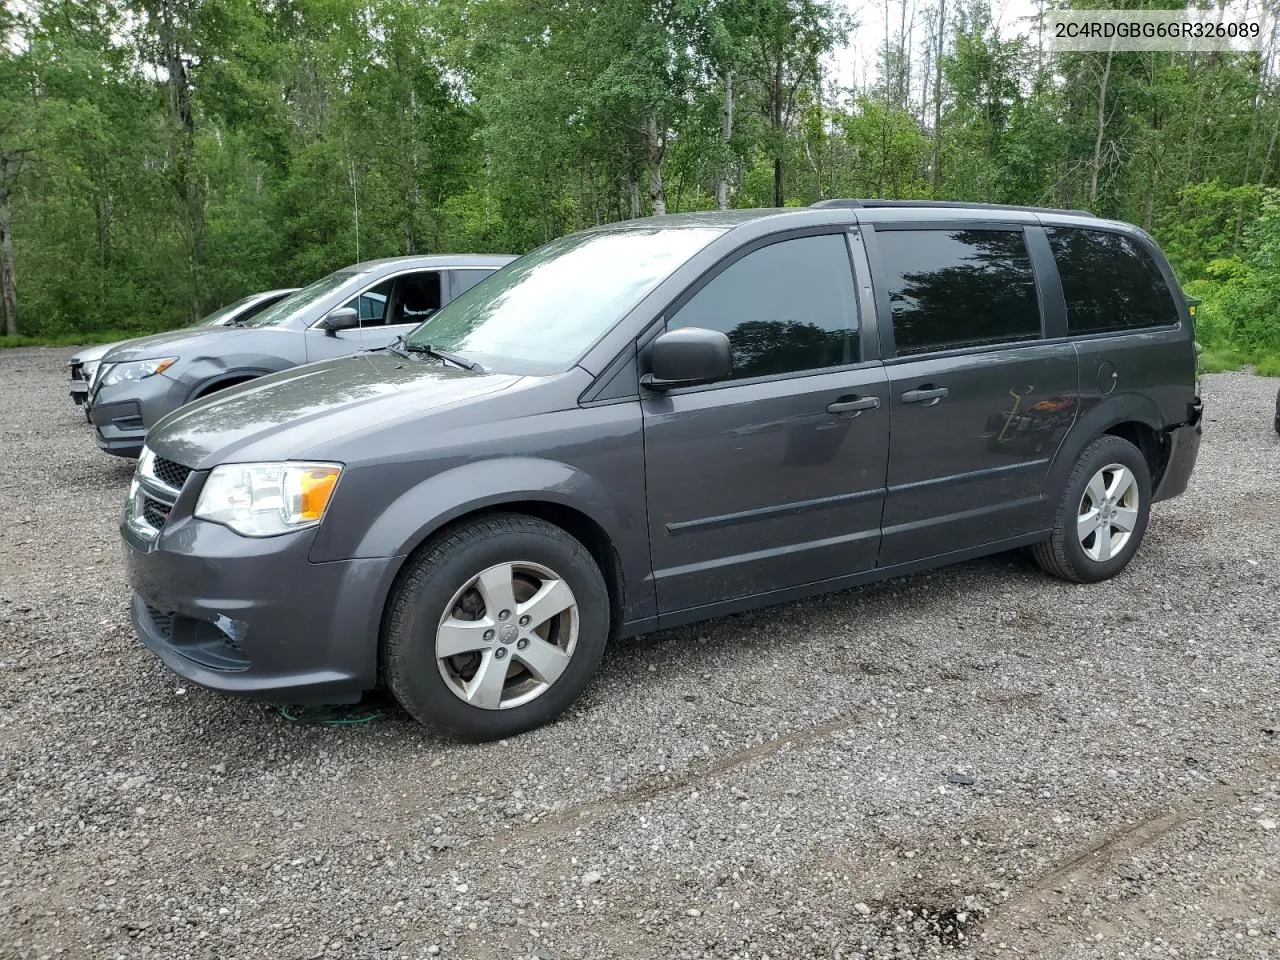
[0, 0, 1277, 370]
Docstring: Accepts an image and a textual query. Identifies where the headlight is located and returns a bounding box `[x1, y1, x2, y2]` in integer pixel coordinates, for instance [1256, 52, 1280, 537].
[194, 461, 343, 537]
[99, 357, 178, 389]
[81, 360, 100, 381]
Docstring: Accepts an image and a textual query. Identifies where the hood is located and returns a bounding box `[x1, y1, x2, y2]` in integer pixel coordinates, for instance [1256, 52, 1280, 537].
[145, 352, 521, 469]
[100, 325, 269, 364]
[70, 342, 118, 365]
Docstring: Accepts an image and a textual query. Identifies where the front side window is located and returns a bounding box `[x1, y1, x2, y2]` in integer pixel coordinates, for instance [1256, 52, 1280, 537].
[1047, 228, 1179, 333]
[878, 228, 1042, 356]
[391, 272, 442, 325]
[667, 234, 859, 379]
[404, 226, 725, 374]
[348, 280, 391, 325]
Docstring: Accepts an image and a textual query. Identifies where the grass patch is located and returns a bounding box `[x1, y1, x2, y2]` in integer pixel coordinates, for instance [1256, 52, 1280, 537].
[1197, 346, 1249, 373]
[1197, 343, 1280, 376]
[1253, 353, 1280, 377]
[0, 329, 151, 349]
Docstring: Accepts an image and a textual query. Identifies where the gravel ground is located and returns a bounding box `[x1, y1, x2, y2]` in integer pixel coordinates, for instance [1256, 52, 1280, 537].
[1, 346, 1277, 960]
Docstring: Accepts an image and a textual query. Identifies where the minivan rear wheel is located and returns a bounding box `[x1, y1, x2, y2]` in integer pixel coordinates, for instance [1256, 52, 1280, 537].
[1032, 435, 1152, 583]
[382, 513, 609, 740]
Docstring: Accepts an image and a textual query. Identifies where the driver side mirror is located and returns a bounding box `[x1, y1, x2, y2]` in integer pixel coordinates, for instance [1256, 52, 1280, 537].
[319, 307, 359, 336]
[640, 327, 733, 391]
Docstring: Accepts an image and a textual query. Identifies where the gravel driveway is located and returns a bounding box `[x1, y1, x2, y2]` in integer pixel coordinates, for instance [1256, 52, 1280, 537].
[1, 347, 1277, 960]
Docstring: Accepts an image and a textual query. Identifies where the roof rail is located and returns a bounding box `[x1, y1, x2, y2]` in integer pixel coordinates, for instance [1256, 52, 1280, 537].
[811, 198, 1094, 218]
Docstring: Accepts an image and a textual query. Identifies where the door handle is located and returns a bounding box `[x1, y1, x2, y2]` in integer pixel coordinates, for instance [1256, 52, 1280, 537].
[826, 396, 881, 415]
[901, 386, 949, 405]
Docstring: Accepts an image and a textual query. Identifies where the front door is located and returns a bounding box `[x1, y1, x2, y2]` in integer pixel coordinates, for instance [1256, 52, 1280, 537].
[642, 232, 890, 615]
[358, 271, 445, 350]
[871, 226, 1079, 567]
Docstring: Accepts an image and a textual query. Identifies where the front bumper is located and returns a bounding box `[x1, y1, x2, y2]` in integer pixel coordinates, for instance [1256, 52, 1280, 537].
[124, 509, 400, 704]
[1153, 399, 1203, 503]
[69, 380, 88, 404]
[89, 376, 185, 458]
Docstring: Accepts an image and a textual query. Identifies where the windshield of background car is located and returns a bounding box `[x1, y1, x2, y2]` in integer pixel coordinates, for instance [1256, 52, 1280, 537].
[195, 295, 259, 327]
[403, 226, 726, 374]
[239, 271, 361, 328]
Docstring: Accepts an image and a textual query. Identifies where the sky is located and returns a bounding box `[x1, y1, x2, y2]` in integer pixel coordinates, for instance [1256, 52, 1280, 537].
[827, 0, 1042, 92]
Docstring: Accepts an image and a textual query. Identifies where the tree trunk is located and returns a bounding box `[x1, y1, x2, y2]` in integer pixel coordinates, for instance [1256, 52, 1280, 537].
[644, 111, 666, 216]
[715, 71, 734, 211]
[773, 59, 784, 207]
[1142, 155, 1159, 231]
[1089, 49, 1113, 208]
[0, 178, 16, 338]
[932, 0, 946, 193]
[629, 176, 640, 219]
[158, 0, 202, 321]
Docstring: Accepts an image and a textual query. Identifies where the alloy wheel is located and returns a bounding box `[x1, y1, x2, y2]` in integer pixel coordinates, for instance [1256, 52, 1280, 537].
[435, 561, 579, 710]
[1077, 462, 1140, 563]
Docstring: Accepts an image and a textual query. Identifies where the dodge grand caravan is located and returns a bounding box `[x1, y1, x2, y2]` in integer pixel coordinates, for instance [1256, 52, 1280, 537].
[120, 201, 1203, 740]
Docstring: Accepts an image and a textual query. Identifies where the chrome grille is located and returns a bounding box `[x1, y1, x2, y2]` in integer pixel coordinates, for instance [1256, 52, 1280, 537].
[125, 447, 190, 541]
[151, 457, 192, 491]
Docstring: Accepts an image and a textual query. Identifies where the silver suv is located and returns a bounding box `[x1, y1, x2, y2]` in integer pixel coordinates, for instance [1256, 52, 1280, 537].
[89, 255, 513, 456]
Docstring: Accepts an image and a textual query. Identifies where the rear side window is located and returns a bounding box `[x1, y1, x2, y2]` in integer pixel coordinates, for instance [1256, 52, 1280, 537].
[1047, 228, 1179, 333]
[877, 229, 1041, 356]
[668, 233, 859, 379]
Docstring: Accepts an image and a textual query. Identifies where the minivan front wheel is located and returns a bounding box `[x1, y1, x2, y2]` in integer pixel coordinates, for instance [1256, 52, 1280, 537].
[1033, 435, 1152, 583]
[382, 514, 609, 740]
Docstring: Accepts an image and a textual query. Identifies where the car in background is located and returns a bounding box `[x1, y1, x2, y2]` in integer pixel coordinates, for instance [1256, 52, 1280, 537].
[87, 255, 513, 457]
[1274, 384, 1279, 434]
[69, 289, 298, 415]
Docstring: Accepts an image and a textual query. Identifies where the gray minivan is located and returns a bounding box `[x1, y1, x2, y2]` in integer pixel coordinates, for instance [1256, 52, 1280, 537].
[88, 255, 513, 456]
[120, 202, 1203, 740]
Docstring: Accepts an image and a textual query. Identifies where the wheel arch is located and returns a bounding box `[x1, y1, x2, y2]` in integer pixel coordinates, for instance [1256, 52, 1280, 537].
[1045, 394, 1170, 499]
[320, 457, 645, 647]
[185, 367, 275, 403]
[384, 500, 627, 645]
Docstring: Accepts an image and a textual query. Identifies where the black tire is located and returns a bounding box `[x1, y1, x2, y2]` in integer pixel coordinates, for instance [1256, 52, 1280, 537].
[1032, 435, 1152, 584]
[382, 513, 609, 741]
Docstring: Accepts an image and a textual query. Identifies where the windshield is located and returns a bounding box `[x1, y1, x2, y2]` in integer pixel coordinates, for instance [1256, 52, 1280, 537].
[193, 295, 259, 328]
[239, 271, 360, 328]
[403, 226, 725, 373]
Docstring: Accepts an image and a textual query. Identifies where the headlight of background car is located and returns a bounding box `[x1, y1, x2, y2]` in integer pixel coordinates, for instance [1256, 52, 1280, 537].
[81, 360, 100, 382]
[194, 462, 343, 537]
[99, 357, 178, 389]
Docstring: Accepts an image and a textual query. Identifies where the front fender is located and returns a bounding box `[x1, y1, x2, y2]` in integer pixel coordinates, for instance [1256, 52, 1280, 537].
[180, 358, 294, 401]
[311, 456, 640, 563]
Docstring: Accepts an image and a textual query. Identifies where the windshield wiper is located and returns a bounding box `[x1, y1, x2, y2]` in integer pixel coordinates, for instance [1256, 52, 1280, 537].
[369, 334, 411, 358]
[403, 342, 483, 373]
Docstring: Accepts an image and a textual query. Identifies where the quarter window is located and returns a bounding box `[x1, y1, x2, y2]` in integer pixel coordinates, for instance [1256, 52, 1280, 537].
[667, 234, 859, 379]
[1047, 228, 1179, 333]
[878, 229, 1042, 356]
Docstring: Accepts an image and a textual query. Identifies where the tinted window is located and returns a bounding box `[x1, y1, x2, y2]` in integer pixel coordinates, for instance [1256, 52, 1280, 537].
[667, 234, 858, 379]
[1047, 228, 1178, 333]
[878, 229, 1041, 356]
[392, 272, 442, 325]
